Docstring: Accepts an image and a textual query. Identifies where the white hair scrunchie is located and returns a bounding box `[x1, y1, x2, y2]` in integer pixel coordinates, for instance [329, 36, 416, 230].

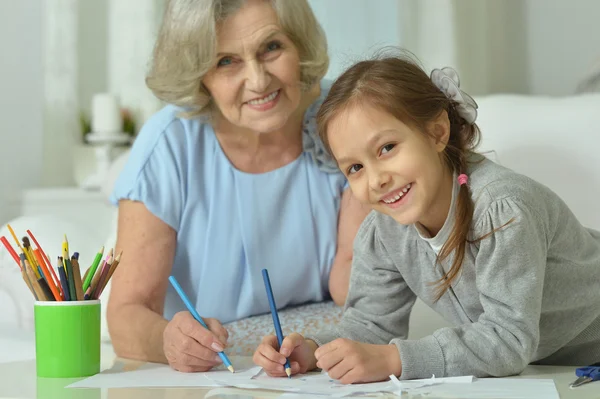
[430, 67, 478, 125]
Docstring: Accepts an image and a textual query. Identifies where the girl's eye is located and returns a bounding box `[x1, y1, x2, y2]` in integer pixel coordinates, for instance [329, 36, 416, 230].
[348, 164, 363, 175]
[265, 41, 282, 52]
[217, 57, 233, 67]
[381, 143, 396, 155]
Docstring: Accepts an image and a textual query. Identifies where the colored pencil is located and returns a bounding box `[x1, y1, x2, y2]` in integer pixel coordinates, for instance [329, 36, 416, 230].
[37, 277, 55, 301]
[89, 250, 112, 300]
[24, 258, 46, 300]
[63, 255, 77, 301]
[262, 268, 291, 377]
[168, 276, 235, 373]
[27, 229, 62, 297]
[70, 254, 85, 301]
[1, 236, 20, 266]
[57, 258, 70, 301]
[7, 225, 37, 278]
[20, 254, 37, 299]
[22, 237, 41, 279]
[97, 250, 122, 297]
[83, 246, 104, 292]
[33, 249, 61, 301]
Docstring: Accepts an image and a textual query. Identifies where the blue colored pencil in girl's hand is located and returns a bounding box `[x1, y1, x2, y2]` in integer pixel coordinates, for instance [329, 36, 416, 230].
[168, 276, 235, 373]
[261, 268, 292, 378]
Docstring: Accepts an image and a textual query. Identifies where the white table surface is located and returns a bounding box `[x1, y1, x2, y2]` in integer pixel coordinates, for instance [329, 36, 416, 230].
[0, 338, 597, 399]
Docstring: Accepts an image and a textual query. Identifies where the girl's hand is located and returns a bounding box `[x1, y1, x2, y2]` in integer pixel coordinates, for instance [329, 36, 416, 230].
[315, 338, 402, 384]
[253, 333, 318, 377]
[163, 311, 229, 372]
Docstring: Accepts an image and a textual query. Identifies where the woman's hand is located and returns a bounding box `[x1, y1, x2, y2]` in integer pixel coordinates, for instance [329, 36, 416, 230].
[315, 338, 402, 384]
[253, 333, 318, 377]
[163, 311, 229, 372]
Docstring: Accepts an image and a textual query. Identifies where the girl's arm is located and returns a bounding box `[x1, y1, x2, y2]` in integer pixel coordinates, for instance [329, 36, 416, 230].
[310, 213, 417, 347]
[393, 199, 547, 379]
[328, 188, 371, 306]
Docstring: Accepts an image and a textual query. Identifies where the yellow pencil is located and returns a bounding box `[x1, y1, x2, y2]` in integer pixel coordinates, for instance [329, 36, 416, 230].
[6, 225, 37, 277]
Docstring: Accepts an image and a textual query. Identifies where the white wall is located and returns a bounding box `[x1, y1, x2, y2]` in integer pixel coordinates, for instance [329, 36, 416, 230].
[308, 0, 402, 81]
[0, 0, 44, 224]
[525, 0, 600, 95]
[78, 0, 108, 118]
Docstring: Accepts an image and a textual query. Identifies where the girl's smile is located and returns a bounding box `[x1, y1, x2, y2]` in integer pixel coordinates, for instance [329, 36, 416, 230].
[379, 182, 413, 208]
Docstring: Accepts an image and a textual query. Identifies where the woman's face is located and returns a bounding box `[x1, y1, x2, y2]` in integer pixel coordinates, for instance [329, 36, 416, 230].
[202, 0, 302, 134]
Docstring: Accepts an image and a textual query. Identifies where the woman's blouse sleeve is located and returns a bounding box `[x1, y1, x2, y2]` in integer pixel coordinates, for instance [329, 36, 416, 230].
[110, 113, 186, 232]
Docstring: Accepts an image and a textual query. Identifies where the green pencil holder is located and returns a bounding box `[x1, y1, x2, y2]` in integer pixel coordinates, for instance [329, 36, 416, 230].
[34, 300, 101, 378]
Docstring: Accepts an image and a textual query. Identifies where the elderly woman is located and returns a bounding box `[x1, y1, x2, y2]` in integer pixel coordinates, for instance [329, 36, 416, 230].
[106, 0, 368, 373]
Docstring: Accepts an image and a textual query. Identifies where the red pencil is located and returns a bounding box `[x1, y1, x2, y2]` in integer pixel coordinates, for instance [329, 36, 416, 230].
[1, 236, 20, 267]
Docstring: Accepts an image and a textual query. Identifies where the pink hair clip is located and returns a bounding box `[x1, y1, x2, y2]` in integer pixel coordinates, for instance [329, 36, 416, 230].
[457, 173, 468, 186]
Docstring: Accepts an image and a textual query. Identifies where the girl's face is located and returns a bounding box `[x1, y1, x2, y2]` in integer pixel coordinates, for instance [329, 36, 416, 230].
[202, 0, 302, 134]
[327, 104, 453, 233]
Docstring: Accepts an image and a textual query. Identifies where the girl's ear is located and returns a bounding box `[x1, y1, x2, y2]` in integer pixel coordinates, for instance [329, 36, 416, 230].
[428, 110, 451, 153]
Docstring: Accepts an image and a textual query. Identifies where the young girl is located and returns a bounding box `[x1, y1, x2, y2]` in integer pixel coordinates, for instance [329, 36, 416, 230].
[252, 54, 600, 384]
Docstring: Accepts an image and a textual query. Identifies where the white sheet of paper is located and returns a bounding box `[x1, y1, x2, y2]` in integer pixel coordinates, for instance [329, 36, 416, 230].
[67, 357, 260, 389]
[68, 356, 559, 399]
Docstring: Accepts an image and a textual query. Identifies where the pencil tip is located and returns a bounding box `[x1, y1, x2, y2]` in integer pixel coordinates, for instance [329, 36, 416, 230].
[285, 367, 292, 378]
[227, 365, 235, 373]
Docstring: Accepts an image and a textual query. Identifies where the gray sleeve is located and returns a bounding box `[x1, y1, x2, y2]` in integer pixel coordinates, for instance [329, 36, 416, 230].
[393, 198, 547, 379]
[309, 214, 417, 346]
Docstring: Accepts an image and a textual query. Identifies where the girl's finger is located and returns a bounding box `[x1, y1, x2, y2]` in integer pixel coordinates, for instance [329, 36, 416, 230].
[325, 358, 353, 382]
[315, 347, 343, 371]
[254, 351, 288, 377]
[258, 342, 287, 364]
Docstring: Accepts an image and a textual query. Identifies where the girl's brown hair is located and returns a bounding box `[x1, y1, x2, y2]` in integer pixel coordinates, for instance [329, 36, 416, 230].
[317, 51, 481, 301]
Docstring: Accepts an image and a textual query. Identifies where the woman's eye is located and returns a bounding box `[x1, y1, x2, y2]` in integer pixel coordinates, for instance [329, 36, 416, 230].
[381, 143, 395, 155]
[348, 164, 363, 175]
[265, 41, 282, 52]
[217, 57, 233, 67]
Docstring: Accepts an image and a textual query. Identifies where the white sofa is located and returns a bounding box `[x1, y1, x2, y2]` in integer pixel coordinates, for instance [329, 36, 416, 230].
[1, 93, 599, 362]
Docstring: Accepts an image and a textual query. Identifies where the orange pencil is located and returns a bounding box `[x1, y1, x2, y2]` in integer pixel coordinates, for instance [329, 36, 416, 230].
[33, 249, 61, 301]
[27, 230, 62, 297]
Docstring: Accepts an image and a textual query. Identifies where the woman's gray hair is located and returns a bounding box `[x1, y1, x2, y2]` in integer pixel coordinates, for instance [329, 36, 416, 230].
[146, 0, 329, 118]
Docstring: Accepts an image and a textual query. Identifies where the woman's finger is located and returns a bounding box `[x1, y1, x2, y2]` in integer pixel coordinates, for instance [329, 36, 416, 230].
[175, 333, 223, 362]
[204, 317, 229, 344]
[177, 314, 225, 352]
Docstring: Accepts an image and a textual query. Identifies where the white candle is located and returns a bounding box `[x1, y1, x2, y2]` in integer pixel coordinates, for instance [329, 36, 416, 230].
[91, 93, 121, 134]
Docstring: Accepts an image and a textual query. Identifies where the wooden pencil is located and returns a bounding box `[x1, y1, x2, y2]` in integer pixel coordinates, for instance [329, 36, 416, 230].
[70, 255, 85, 301]
[91, 252, 113, 299]
[98, 250, 122, 297]
[33, 249, 61, 301]
[22, 237, 41, 279]
[24, 259, 46, 300]
[20, 254, 37, 299]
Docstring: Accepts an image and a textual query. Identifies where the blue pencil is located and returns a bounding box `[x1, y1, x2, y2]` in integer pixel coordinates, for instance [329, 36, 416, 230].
[168, 276, 234, 373]
[261, 269, 292, 378]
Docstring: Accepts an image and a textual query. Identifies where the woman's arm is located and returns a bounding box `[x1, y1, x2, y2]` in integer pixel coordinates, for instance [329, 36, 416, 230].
[329, 188, 371, 306]
[107, 200, 175, 363]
